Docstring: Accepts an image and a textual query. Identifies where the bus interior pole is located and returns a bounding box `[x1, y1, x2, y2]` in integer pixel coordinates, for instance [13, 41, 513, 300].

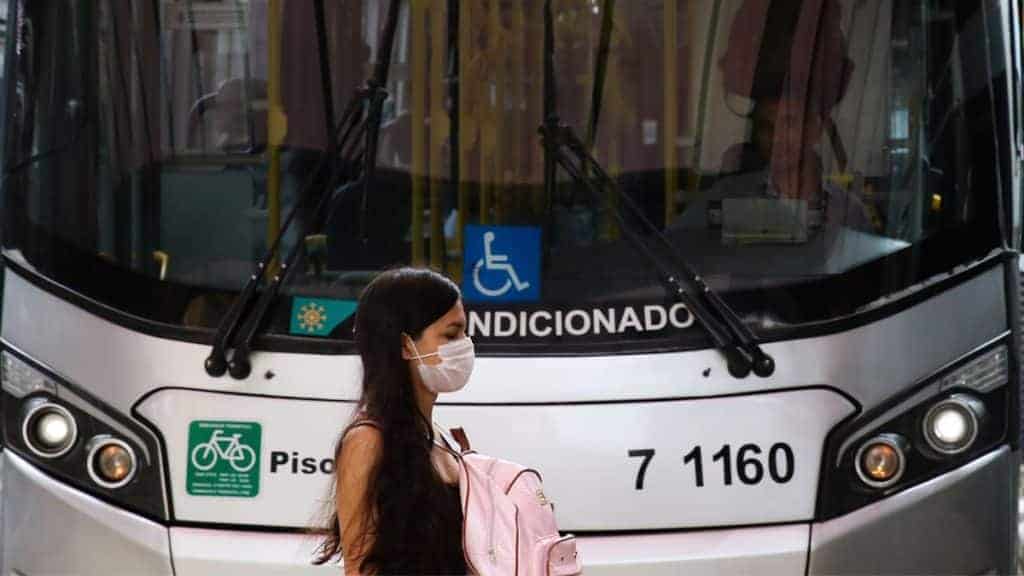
[688, 0, 724, 201]
[151, 0, 176, 150]
[479, 2, 492, 226]
[455, 0, 470, 280]
[308, 0, 338, 268]
[185, 0, 208, 151]
[234, 0, 256, 150]
[411, 0, 427, 266]
[313, 0, 338, 154]
[267, 0, 284, 272]
[663, 0, 678, 227]
[358, 0, 402, 245]
[542, 0, 558, 219]
[585, 0, 615, 152]
[581, 0, 615, 207]
[429, 0, 447, 269]
[489, 0, 506, 225]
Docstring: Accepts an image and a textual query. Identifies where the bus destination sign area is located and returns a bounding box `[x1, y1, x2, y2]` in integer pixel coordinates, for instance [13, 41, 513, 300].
[466, 302, 696, 342]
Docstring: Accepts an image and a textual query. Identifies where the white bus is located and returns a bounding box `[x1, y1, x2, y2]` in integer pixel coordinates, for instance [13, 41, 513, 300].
[0, 0, 1020, 574]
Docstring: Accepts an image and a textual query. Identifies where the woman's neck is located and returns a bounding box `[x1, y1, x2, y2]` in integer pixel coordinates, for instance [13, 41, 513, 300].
[413, 381, 438, 423]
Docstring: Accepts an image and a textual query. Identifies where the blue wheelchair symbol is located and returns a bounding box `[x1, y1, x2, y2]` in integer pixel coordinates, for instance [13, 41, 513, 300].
[462, 225, 541, 303]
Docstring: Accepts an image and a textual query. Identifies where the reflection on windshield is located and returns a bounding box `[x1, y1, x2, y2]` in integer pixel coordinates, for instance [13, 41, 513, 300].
[0, 0, 1008, 344]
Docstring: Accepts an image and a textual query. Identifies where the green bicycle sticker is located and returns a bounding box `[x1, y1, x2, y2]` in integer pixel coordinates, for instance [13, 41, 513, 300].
[186, 421, 262, 498]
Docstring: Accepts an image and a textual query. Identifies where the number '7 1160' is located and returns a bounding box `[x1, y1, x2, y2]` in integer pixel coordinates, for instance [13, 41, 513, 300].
[627, 443, 795, 490]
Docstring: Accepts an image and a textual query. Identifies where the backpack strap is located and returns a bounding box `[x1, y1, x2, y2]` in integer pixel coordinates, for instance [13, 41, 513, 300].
[450, 427, 472, 453]
[430, 423, 457, 453]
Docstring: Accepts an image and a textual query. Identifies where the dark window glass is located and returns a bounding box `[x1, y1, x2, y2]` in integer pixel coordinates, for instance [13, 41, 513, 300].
[1, 0, 1009, 350]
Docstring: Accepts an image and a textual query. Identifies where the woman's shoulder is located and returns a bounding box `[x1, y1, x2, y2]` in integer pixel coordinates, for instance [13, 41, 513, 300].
[337, 421, 382, 468]
[340, 411, 381, 442]
[341, 420, 382, 448]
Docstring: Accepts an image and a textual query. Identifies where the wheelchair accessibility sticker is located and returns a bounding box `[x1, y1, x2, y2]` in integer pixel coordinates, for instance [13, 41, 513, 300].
[463, 225, 541, 303]
[186, 421, 262, 498]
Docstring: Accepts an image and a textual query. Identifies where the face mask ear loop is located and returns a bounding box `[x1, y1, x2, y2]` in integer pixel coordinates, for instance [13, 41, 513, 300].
[405, 334, 437, 364]
[404, 334, 423, 366]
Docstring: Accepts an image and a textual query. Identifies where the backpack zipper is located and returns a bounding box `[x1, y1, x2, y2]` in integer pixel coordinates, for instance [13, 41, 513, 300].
[505, 468, 550, 511]
[514, 506, 520, 576]
[457, 456, 479, 575]
[485, 459, 500, 566]
[504, 468, 544, 494]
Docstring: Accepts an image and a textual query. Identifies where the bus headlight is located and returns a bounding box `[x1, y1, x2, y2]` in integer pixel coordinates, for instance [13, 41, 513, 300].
[817, 342, 1010, 520]
[2, 350, 168, 520]
[21, 399, 78, 458]
[922, 394, 985, 455]
[87, 436, 137, 489]
[855, 434, 907, 488]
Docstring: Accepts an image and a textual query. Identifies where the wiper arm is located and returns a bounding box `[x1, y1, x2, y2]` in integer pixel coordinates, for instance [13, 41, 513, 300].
[224, 180, 360, 380]
[540, 122, 774, 377]
[203, 107, 356, 379]
[540, 0, 774, 378]
[203, 156, 328, 377]
[204, 0, 403, 380]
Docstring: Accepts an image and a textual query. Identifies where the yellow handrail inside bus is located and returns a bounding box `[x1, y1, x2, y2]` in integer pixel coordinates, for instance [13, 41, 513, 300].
[152, 250, 170, 281]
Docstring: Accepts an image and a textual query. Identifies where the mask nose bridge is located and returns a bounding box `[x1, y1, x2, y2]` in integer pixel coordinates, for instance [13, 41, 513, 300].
[414, 337, 475, 394]
[438, 337, 475, 359]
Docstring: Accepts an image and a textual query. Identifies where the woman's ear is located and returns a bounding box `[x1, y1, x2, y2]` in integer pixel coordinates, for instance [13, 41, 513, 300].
[400, 333, 416, 360]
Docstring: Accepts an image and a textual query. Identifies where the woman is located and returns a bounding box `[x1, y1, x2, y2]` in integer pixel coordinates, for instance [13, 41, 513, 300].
[314, 267, 473, 574]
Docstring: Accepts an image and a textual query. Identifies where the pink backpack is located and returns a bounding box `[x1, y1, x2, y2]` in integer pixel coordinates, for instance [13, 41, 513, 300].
[443, 427, 583, 576]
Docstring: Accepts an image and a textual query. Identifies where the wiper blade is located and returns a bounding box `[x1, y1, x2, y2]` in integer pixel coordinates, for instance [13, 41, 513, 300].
[202, 155, 326, 377]
[204, 0, 403, 379]
[224, 179, 361, 380]
[540, 0, 773, 378]
[540, 122, 774, 377]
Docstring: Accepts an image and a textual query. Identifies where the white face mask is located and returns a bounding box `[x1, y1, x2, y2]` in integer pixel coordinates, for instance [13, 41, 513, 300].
[407, 336, 475, 394]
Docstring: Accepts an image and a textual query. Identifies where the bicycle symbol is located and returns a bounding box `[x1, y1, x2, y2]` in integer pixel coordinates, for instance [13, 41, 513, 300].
[190, 429, 257, 473]
[472, 231, 531, 297]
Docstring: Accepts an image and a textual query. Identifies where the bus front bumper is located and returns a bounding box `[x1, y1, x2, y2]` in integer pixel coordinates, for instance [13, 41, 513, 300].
[0, 447, 1015, 575]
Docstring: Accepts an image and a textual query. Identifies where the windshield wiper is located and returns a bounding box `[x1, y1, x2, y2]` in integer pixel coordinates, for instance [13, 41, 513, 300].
[540, 0, 774, 378]
[204, 0, 403, 379]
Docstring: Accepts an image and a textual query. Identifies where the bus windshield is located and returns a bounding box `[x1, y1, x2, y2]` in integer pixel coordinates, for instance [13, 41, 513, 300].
[1, 0, 1009, 350]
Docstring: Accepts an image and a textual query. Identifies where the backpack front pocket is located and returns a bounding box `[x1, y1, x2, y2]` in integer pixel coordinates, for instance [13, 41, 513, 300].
[536, 534, 583, 576]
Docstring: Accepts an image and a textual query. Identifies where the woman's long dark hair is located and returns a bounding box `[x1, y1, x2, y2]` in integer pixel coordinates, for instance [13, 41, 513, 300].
[314, 267, 464, 574]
